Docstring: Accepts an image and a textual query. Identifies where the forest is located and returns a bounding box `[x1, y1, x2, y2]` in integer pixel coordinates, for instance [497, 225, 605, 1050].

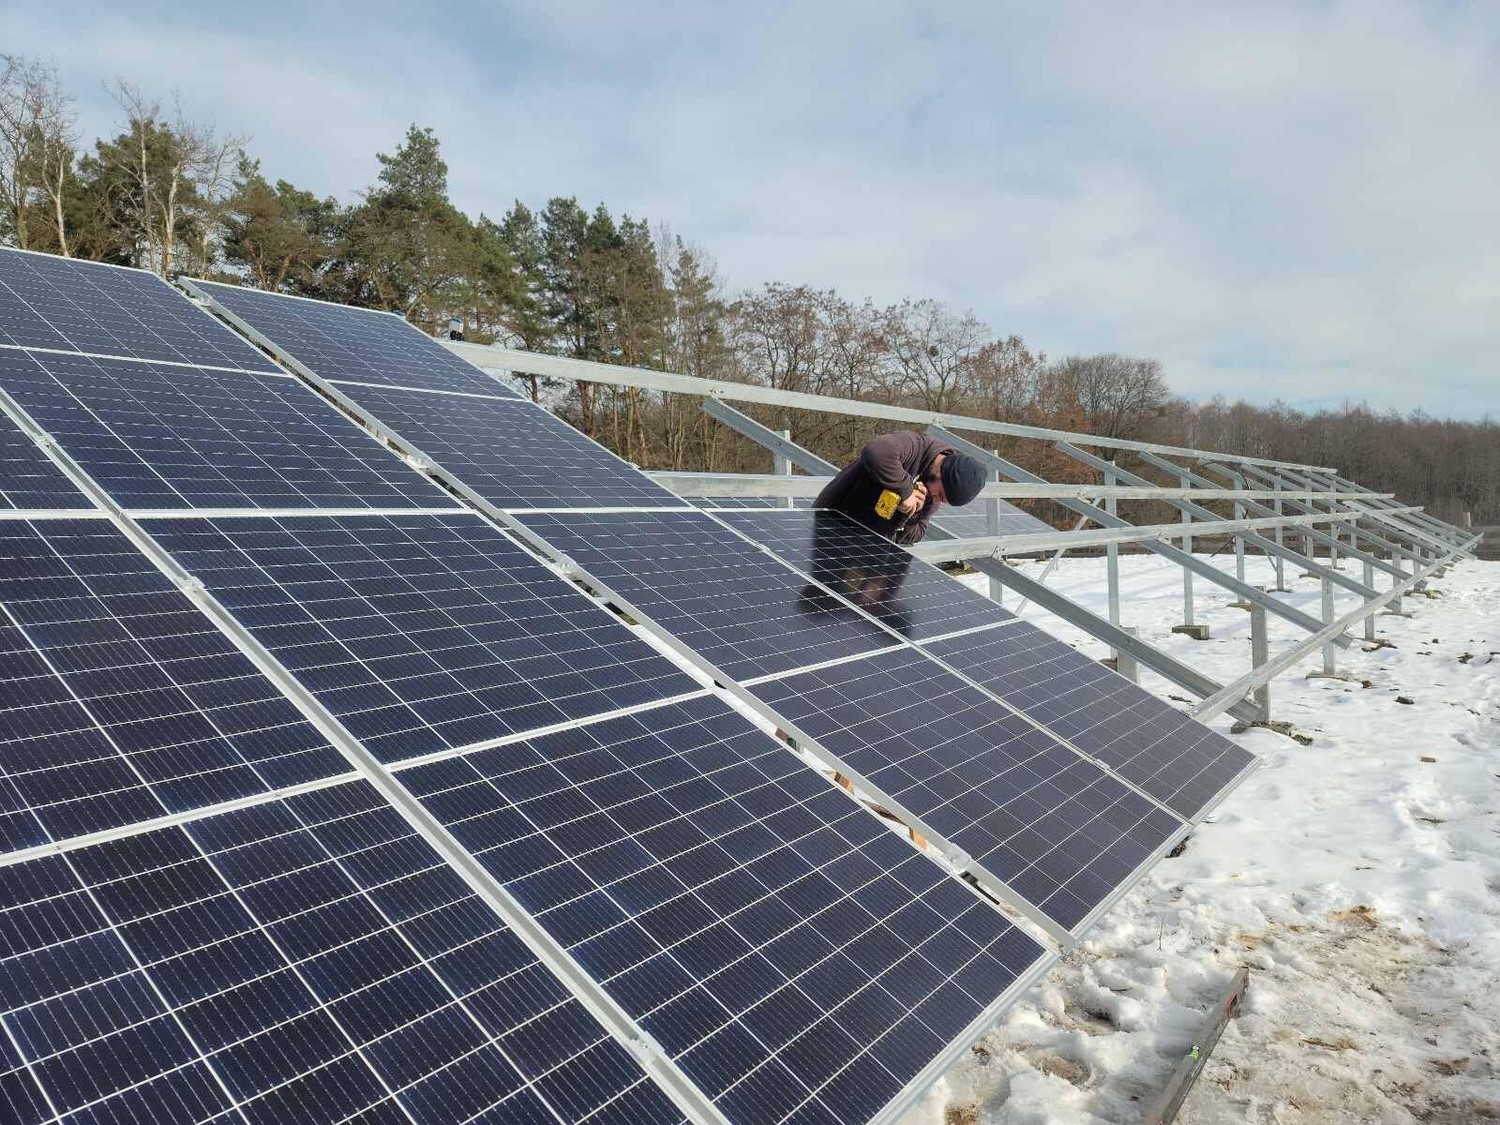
[1, 54, 1493, 527]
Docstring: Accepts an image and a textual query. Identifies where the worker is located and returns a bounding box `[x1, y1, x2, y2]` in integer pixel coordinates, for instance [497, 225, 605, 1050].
[814, 430, 987, 544]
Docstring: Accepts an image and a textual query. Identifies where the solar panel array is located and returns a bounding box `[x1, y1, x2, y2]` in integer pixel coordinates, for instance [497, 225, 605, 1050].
[0, 254, 1093, 1123]
[188, 279, 687, 511]
[515, 510, 899, 680]
[188, 278, 1258, 916]
[145, 512, 702, 763]
[0, 518, 355, 851]
[0, 780, 687, 1125]
[927, 623, 1257, 819]
[398, 694, 1049, 1125]
[0, 250, 280, 373]
[716, 509, 1018, 642]
[0, 348, 457, 512]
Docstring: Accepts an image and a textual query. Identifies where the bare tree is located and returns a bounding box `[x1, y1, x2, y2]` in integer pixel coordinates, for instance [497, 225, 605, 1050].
[1048, 353, 1171, 440]
[100, 81, 242, 276]
[0, 55, 76, 252]
[877, 297, 990, 412]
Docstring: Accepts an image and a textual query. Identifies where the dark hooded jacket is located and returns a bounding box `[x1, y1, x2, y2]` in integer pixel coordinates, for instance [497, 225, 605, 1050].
[814, 430, 954, 544]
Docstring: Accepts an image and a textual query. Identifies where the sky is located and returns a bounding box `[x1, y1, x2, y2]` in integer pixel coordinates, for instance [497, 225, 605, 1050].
[4, 0, 1497, 417]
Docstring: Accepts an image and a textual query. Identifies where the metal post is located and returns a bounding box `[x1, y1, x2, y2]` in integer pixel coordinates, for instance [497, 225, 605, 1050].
[1117, 626, 1140, 684]
[1173, 472, 1206, 639]
[1249, 606, 1271, 722]
[1181, 485, 1195, 628]
[1232, 479, 1246, 585]
[1272, 475, 1288, 590]
[1106, 464, 1121, 629]
[1321, 576, 1336, 675]
[1300, 472, 1317, 576]
[773, 428, 793, 509]
[987, 451, 1003, 605]
[1363, 559, 1377, 641]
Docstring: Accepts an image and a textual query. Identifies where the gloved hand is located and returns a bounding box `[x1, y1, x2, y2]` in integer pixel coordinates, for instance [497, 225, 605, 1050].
[898, 481, 928, 516]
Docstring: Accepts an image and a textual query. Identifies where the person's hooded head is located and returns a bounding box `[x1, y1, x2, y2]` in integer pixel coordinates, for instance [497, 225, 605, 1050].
[938, 452, 986, 506]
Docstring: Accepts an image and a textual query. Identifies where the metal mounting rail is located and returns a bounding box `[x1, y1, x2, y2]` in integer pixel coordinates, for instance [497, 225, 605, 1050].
[444, 340, 1339, 473]
[928, 427, 1368, 647]
[1146, 454, 1412, 584]
[906, 506, 1405, 563]
[647, 471, 1389, 503]
[1057, 444, 1381, 600]
[1192, 532, 1481, 721]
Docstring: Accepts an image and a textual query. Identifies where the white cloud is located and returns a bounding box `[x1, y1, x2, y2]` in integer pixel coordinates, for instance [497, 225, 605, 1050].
[2, 0, 1496, 416]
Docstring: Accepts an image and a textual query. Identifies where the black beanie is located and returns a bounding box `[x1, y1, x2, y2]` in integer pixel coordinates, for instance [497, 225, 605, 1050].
[940, 453, 986, 506]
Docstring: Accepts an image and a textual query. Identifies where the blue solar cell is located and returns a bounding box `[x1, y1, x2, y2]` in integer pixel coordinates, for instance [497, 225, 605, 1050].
[0, 410, 89, 510]
[0, 519, 353, 851]
[0, 250, 280, 372]
[515, 509, 900, 680]
[925, 622, 1257, 820]
[928, 503, 1053, 539]
[747, 646, 1185, 934]
[189, 281, 689, 510]
[189, 279, 507, 396]
[144, 513, 700, 763]
[399, 694, 1050, 1124]
[686, 497, 811, 510]
[0, 781, 683, 1124]
[318, 380, 689, 510]
[0, 348, 455, 512]
[718, 509, 1019, 641]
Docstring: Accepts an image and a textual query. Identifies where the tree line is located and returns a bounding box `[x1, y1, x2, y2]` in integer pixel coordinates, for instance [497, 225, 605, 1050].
[1, 54, 1493, 527]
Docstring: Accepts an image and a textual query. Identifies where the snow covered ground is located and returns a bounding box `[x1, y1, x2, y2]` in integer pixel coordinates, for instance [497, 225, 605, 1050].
[902, 551, 1500, 1125]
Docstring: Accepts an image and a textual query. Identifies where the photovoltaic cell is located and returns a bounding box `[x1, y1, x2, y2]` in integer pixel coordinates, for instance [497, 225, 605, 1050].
[400, 695, 1049, 1125]
[0, 411, 89, 510]
[718, 509, 1019, 641]
[0, 349, 455, 512]
[189, 279, 508, 396]
[928, 502, 1053, 539]
[144, 513, 700, 764]
[0, 780, 684, 1125]
[925, 622, 1257, 820]
[747, 647, 1184, 934]
[686, 497, 810, 510]
[0, 519, 353, 852]
[516, 510, 900, 680]
[0, 250, 280, 373]
[319, 380, 688, 510]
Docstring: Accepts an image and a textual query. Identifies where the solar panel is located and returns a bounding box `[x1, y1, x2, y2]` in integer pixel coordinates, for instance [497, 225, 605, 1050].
[398, 694, 1051, 1125]
[143, 513, 701, 764]
[0, 779, 685, 1125]
[0, 410, 89, 510]
[0, 250, 280, 373]
[717, 509, 1019, 641]
[0, 518, 354, 852]
[747, 646, 1185, 935]
[515, 510, 900, 681]
[314, 380, 688, 510]
[185, 281, 691, 512]
[0, 348, 456, 513]
[686, 497, 810, 510]
[928, 502, 1053, 539]
[925, 622, 1257, 820]
[188, 279, 509, 396]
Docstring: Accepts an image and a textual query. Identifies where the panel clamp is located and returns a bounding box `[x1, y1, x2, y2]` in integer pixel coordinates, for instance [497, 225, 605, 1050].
[626, 1030, 668, 1066]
